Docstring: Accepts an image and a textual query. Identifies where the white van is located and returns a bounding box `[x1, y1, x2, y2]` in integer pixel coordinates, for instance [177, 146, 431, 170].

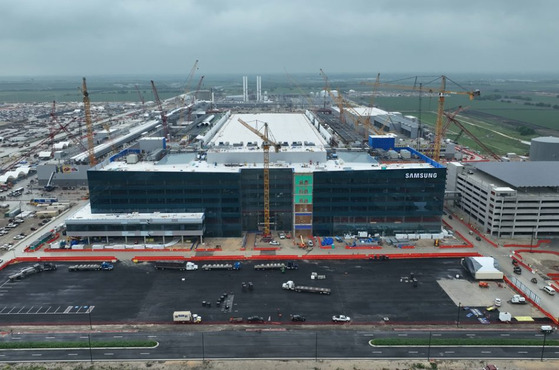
[543, 285, 556, 295]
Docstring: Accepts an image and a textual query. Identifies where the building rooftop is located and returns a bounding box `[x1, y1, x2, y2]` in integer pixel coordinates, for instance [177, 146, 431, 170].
[67, 203, 204, 224]
[208, 113, 328, 149]
[473, 161, 559, 188]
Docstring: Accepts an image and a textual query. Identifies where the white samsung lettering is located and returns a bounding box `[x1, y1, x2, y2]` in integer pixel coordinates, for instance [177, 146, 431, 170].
[405, 172, 438, 179]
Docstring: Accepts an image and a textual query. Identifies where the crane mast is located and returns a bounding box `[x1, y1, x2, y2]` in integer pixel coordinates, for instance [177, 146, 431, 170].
[237, 118, 281, 236]
[82, 77, 97, 166]
[150, 80, 169, 142]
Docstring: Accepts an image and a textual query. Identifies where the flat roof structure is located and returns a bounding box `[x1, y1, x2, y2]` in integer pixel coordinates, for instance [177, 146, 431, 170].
[473, 161, 559, 188]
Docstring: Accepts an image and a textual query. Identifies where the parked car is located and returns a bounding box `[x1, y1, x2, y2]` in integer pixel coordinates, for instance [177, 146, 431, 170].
[269, 240, 280, 246]
[13, 235, 25, 240]
[332, 315, 351, 322]
[278, 232, 286, 239]
[513, 266, 522, 275]
[30, 227, 36, 231]
[290, 314, 306, 322]
[247, 316, 265, 323]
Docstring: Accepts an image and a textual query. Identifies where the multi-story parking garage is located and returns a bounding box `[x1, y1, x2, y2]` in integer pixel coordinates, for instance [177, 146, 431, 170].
[66, 111, 446, 240]
[447, 161, 559, 238]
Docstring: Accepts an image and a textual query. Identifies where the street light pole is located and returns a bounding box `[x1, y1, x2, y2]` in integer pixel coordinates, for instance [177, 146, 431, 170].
[541, 332, 547, 361]
[427, 331, 432, 361]
[88, 333, 93, 363]
[456, 302, 461, 328]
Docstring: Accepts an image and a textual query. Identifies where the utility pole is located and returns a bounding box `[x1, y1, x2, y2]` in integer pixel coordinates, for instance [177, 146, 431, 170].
[456, 302, 461, 328]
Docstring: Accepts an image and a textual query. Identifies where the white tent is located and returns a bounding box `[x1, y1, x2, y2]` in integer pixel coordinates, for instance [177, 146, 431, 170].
[463, 257, 504, 280]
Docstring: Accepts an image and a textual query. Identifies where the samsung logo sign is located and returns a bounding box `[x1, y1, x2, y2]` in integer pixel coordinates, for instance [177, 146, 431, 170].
[405, 172, 438, 179]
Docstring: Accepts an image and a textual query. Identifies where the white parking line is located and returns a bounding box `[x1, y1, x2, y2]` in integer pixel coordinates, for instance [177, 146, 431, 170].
[481, 351, 492, 354]
[31, 354, 42, 357]
[26, 306, 34, 314]
[36, 306, 42, 313]
[68, 353, 78, 356]
[445, 351, 455, 354]
[518, 351, 528, 354]
[104, 353, 114, 356]
[371, 351, 382, 354]
[408, 351, 418, 354]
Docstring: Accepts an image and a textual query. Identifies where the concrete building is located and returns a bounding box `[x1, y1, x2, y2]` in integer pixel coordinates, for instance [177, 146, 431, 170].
[447, 161, 559, 238]
[66, 111, 446, 241]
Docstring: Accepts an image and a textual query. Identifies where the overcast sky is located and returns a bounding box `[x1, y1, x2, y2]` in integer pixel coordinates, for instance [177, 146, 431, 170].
[1, 0, 558, 76]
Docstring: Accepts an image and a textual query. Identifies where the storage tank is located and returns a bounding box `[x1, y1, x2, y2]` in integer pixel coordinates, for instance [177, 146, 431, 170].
[530, 136, 559, 161]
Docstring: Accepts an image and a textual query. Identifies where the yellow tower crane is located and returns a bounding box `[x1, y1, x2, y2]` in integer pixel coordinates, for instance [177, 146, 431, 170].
[363, 75, 480, 159]
[81, 77, 97, 166]
[237, 118, 281, 236]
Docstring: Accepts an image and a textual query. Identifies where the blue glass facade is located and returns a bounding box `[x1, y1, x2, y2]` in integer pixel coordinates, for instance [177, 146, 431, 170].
[88, 166, 446, 237]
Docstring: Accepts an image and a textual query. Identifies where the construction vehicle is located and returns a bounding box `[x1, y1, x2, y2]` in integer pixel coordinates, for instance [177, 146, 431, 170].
[478, 281, 489, 288]
[173, 311, 202, 323]
[282, 280, 331, 295]
[511, 294, 527, 304]
[154, 261, 198, 271]
[237, 118, 281, 236]
[68, 262, 114, 272]
[8, 263, 55, 282]
[201, 262, 241, 271]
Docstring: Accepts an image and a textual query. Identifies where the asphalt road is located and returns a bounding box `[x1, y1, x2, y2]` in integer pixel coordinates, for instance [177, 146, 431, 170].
[0, 258, 489, 326]
[0, 330, 556, 362]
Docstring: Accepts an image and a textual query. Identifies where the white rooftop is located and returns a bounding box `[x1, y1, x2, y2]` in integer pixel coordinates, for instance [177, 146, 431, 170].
[209, 113, 327, 148]
[66, 203, 204, 224]
[332, 106, 388, 117]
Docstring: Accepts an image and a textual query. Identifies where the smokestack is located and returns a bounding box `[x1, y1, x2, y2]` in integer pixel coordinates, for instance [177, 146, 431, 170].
[243, 76, 248, 102]
[256, 76, 262, 102]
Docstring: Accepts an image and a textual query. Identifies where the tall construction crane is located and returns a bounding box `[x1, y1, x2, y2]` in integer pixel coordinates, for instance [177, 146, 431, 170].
[319, 69, 345, 123]
[81, 77, 97, 166]
[150, 80, 169, 142]
[363, 75, 480, 159]
[134, 84, 145, 109]
[187, 75, 205, 122]
[237, 118, 281, 236]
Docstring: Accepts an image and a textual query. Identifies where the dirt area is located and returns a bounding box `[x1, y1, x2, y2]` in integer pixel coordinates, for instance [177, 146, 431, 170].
[3, 359, 559, 370]
[519, 252, 559, 281]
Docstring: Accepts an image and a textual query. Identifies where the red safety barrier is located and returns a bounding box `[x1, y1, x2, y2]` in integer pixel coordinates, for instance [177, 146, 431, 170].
[45, 247, 192, 253]
[445, 210, 498, 248]
[503, 239, 551, 248]
[195, 248, 222, 252]
[345, 245, 382, 250]
[12, 256, 118, 263]
[253, 247, 281, 251]
[439, 244, 473, 249]
[504, 275, 558, 325]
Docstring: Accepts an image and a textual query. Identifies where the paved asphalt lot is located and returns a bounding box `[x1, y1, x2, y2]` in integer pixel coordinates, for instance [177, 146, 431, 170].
[0, 258, 487, 325]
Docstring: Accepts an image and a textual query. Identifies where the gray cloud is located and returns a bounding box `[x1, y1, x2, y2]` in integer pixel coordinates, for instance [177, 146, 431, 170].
[0, 0, 557, 76]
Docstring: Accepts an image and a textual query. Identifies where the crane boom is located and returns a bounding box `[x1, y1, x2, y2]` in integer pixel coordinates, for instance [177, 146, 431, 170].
[150, 80, 169, 142]
[363, 75, 480, 159]
[237, 118, 280, 236]
[187, 75, 205, 122]
[82, 77, 97, 166]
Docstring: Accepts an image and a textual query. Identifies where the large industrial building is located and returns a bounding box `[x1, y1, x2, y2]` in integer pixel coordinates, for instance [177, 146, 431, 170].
[447, 161, 559, 238]
[66, 111, 446, 242]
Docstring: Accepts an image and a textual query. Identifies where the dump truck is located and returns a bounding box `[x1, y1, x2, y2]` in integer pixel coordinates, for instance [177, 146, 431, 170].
[173, 311, 202, 323]
[511, 294, 527, 304]
[153, 261, 198, 271]
[201, 262, 241, 271]
[68, 262, 114, 272]
[254, 261, 298, 271]
[282, 280, 331, 295]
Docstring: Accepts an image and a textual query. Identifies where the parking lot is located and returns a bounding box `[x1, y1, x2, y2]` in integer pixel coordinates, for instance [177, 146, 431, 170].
[0, 258, 512, 326]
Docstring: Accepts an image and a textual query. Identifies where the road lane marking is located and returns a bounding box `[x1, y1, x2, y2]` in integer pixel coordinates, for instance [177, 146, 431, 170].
[31, 354, 42, 357]
[466, 333, 476, 336]
[518, 351, 528, 354]
[398, 333, 408, 336]
[372, 351, 382, 354]
[481, 351, 492, 354]
[432, 333, 442, 337]
[80, 336, 88, 339]
[104, 353, 114, 356]
[408, 351, 418, 354]
[148, 335, 157, 338]
[46, 336, 55, 339]
[140, 352, 150, 355]
[500, 333, 510, 336]
[113, 335, 123, 338]
[68, 354, 78, 356]
[445, 351, 455, 354]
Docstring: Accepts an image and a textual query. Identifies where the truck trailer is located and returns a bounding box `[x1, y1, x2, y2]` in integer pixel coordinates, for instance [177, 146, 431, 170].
[68, 262, 114, 272]
[201, 262, 241, 271]
[154, 261, 198, 271]
[282, 280, 331, 295]
[254, 262, 298, 271]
